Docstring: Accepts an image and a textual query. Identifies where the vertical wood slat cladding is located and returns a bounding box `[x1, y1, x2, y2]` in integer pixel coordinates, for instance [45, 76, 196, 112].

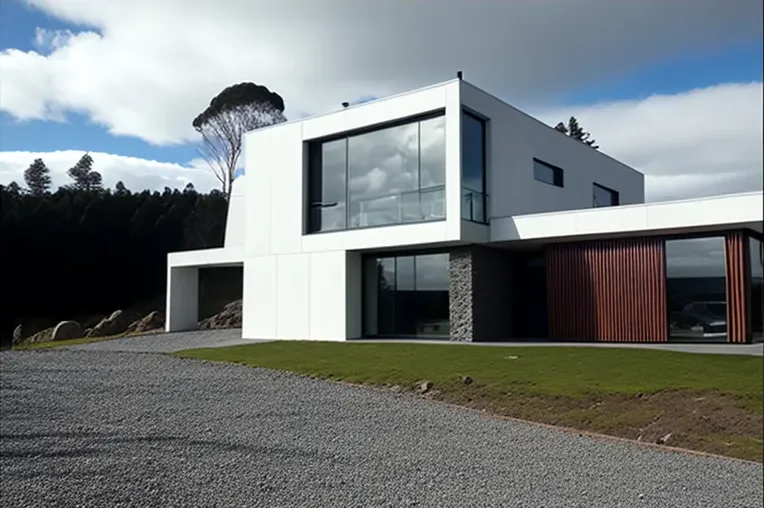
[725, 232, 750, 343]
[546, 238, 667, 342]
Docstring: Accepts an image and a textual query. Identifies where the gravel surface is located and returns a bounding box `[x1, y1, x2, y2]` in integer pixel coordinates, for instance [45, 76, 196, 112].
[64, 329, 254, 353]
[1, 348, 762, 508]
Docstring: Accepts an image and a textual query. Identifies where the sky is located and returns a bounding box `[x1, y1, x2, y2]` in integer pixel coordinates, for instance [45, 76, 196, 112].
[0, 0, 762, 202]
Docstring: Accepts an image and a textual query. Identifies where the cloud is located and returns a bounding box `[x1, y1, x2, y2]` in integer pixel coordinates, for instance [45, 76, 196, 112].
[534, 82, 763, 202]
[1, 81, 761, 201]
[1, 0, 761, 145]
[0, 151, 219, 193]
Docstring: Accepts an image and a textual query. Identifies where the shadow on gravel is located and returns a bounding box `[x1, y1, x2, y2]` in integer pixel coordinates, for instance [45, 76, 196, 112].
[1, 431, 327, 459]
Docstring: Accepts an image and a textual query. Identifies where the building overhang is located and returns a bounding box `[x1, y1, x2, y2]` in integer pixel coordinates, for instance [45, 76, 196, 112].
[168, 246, 245, 268]
[490, 191, 763, 246]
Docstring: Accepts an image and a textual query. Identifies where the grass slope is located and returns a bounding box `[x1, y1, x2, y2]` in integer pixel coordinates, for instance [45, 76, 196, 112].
[176, 342, 764, 461]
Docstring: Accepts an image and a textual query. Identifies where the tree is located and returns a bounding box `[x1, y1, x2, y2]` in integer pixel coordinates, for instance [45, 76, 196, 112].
[4, 181, 23, 196]
[555, 116, 599, 150]
[23, 158, 52, 196]
[193, 82, 287, 199]
[114, 181, 130, 196]
[67, 153, 103, 191]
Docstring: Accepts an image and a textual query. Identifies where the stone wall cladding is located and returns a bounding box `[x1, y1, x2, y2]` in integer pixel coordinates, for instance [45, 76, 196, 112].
[448, 248, 475, 341]
[449, 246, 514, 342]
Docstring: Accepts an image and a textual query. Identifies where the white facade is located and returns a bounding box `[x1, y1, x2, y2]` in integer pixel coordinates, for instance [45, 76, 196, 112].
[166, 78, 763, 341]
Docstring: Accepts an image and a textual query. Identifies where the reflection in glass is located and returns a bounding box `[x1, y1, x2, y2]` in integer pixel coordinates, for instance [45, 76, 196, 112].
[750, 236, 763, 342]
[666, 237, 727, 343]
[307, 114, 446, 233]
[308, 139, 347, 232]
[461, 188, 485, 223]
[364, 253, 450, 338]
[461, 111, 487, 223]
[593, 183, 619, 207]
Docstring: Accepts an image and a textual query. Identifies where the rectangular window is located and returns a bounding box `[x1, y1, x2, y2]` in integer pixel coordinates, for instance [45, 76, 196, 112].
[592, 182, 619, 207]
[666, 236, 727, 343]
[533, 158, 564, 187]
[306, 113, 446, 233]
[363, 252, 450, 338]
[461, 110, 488, 223]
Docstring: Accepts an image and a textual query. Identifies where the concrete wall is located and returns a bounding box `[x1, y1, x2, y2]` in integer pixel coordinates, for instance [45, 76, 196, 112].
[459, 81, 645, 221]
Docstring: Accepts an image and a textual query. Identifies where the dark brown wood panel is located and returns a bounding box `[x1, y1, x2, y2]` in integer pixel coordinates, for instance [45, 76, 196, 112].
[725, 231, 751, 343]
[546, 238, 668, 342]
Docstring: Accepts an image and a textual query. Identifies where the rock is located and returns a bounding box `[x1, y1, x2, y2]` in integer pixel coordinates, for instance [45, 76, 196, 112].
[418, 381, 432, 394]
[81, 314, 106, 329]
[656, 432, 672, 445]
[199, 299, 242, 330]
[462, 375, 473, 385]
[87, 310, 133, 338]
[390, 385, 403, 394]
[12, 319, 52, 345]
[52, 321, 84, 340]
[126, 311, 165, 334]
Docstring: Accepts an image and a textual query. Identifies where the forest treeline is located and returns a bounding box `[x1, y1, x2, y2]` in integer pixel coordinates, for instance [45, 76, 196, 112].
[1, 154, 229, 341]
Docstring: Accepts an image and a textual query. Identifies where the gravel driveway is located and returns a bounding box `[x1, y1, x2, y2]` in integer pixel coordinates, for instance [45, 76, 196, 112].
[1, 340, 762, 507]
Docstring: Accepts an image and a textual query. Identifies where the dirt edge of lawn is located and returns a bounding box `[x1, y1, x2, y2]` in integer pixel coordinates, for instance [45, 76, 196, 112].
[172, 346, 764, 463]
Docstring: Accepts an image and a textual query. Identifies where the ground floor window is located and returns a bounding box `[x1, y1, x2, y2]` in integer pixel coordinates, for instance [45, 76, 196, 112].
[363, 252, 450, 338]
[665, 236, 728, 343]
[750, 235, 763, 342]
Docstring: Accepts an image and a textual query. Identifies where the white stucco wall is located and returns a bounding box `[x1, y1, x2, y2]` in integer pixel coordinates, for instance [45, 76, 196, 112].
[223, 175, 247, 248]
[459, 81, 644, 221]
[239, 80, 463, 340]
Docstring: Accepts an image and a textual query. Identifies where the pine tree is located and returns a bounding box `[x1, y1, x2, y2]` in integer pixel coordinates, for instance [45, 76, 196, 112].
[23, 158, 52, 196]
[554, 116, 599, 150]
[67, 153, 103, 192]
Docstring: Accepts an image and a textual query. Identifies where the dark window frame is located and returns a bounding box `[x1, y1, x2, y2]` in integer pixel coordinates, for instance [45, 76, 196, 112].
[305, 110, 446, 235]
[461, 109, 489, 224]
[533, 158, 564, 187]
[592, 182, 620, 207]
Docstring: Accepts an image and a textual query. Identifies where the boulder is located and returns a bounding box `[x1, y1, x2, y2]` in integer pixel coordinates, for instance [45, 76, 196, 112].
[12, 318, 52, 345]
[126, 311, 165, 334]
[52, 321, 84, 341]
[199, 299, 242, 330]
[87, 310, 133, 338]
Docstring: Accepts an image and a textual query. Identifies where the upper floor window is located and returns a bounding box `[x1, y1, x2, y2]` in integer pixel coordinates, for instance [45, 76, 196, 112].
[462, 111, 488, 223]
[593, 183, 619, 207]
[306, 113, 446, 234]
[533, 158, 564, 187]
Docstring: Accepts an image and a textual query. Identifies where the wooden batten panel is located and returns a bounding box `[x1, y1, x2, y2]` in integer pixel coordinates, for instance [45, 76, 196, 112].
[546, 238, 667, 342]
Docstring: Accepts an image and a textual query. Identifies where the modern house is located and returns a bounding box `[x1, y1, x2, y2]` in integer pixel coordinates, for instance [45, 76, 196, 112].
[166, 76, 764, 344]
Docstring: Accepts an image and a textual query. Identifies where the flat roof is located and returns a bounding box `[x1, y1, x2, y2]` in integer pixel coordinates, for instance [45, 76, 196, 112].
[491, 191, 763, 244]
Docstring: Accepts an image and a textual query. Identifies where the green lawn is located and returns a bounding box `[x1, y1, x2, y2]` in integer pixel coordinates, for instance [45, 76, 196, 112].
[176, 342, 764, 461]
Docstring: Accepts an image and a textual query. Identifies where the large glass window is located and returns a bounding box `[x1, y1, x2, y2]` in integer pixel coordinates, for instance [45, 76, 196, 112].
[363, 253, 450, 338]
[593, 183, 619, 207]
[461, 111, 487, 223]
[750, 235, 763, 342]
[666, 236, 728, 343]
[307, 114, 445, 233]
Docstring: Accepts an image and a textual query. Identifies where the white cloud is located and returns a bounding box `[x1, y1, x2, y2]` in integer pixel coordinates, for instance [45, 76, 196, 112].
[0, 151, 219, 193]
[533, 82, 764, 201]
[1, 0, 761, 145]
